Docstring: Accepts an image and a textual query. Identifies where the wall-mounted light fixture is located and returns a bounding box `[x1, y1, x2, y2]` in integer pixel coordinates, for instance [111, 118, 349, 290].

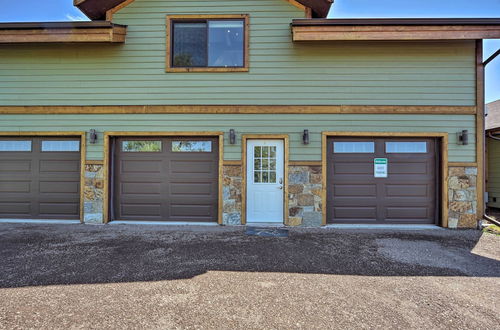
[89, 129, 98, 144]
[303, 129, 309, 145]
[229, 129, 236, 144]
[458, 129, 469, 145]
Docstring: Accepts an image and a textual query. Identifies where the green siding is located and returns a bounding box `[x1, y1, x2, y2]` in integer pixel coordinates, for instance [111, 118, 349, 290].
[0, 0, 476, 106]
[487, 138, 500, 208]
[0, 114, 476, 162]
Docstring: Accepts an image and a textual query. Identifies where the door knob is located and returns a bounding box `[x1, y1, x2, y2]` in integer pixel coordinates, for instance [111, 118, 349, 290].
[278, 186, 283, 190]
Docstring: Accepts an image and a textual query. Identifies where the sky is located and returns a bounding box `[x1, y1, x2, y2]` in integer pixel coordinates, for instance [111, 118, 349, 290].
[0, 0, 498, 102]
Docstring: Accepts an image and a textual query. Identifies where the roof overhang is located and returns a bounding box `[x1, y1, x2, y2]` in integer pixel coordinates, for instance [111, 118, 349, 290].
[0, 21, 127, 43]
[292, 18, 500, 41]
[75, 0, 333, 20]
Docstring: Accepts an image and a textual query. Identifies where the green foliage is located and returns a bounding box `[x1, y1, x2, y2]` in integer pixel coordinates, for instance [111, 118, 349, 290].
[123, 141, 161, 152]
[173, 53, 193, 67]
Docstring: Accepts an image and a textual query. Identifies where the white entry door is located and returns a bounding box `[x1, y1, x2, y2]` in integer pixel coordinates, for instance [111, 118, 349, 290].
[246, 139, 284, 223]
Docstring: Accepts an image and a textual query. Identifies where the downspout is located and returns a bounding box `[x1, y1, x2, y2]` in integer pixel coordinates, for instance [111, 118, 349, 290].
[482, 48, 500, 227]
[487, 131, 500, 141]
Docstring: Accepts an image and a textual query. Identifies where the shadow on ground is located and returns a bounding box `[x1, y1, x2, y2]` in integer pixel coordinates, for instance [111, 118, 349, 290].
[0, 223, 499, 288]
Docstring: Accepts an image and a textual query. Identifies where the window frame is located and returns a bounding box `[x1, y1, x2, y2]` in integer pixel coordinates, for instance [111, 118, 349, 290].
[166, 14, 249, 73]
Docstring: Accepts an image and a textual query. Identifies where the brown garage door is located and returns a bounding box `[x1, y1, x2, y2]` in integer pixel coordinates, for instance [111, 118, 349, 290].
[327, 137, 439, 224]
[112, 137, 219, 222]
[0, 137, 81, 219]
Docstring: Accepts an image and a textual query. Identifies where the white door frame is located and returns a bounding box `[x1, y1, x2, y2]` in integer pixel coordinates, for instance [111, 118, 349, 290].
[242, 135, 289, 225]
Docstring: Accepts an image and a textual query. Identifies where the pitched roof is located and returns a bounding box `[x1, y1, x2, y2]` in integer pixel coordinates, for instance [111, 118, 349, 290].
[486, 100, 500, 131]
[75, 0, 333, 20]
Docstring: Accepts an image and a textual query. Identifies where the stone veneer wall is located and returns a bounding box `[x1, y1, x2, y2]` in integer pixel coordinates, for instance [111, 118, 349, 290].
[84, 164, 105, 224]
[287, 165, 323, 227]
[221, 164, 324, 227]
[448, 166, 478, 228]
[222, 165, 243, 225]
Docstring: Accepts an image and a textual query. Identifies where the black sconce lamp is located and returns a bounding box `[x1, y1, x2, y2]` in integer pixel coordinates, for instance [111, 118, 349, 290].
[303, 129, 309, 145]
[89, 129, 98, 144]
[458, 129, 469, 145]
[229, 129, 236, 144]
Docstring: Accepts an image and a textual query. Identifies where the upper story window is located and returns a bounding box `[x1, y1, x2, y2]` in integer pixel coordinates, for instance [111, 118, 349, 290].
[166, 15, 249, 72]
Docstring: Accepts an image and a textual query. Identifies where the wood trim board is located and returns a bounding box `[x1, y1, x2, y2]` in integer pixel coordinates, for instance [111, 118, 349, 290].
[0, 105, 477, 115]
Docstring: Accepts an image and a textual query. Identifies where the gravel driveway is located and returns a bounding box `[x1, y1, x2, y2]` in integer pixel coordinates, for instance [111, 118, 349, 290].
[0, 223, 498, 329]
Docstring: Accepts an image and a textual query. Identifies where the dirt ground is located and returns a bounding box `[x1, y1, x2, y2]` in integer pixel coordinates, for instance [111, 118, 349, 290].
[0, 223, 499, 329]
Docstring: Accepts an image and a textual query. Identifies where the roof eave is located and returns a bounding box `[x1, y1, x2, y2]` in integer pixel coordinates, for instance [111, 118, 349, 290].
[75, 0, 333, 21]
[0, 21, 127, 43]
[291, 18, 500, 41]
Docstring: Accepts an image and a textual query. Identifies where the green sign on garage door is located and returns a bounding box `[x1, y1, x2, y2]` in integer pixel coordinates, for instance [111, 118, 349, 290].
[374, 158, 388, 178]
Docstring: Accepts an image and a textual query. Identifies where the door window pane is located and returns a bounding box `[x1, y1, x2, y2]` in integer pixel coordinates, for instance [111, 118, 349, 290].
[172, 22, 208, 67]
[122, 141, 162, 152]
[41, 140, 80, 152]
[172, 141, 212, 152]
[208, 20, 244, 67]
[334, 142, 374, 153]
[0, 140, 31, 152]
[386, 142, 427, 153]
[253, 145, 277, 184]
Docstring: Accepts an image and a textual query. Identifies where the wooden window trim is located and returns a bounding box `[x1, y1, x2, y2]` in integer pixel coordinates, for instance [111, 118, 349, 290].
[165, 14, 250, 73]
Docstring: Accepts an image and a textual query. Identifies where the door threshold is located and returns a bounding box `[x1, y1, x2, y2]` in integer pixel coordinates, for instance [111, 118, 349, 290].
[109, 221, 219, 226]
[246, 222, 285, 227]
[0, 219, 81, 224]
[324, 224, 442, 230]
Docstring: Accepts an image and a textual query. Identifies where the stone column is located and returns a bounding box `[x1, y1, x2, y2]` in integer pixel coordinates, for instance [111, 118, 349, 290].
[287, 165, 323, 227]
[222, 165, 243, 225]
[83, 164, 105, 224]
[448, 166, 478, 228]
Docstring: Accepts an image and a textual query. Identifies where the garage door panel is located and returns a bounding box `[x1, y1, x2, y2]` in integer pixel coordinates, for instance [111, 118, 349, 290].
[333, 185, 376, 197]
[121, 182, 162, 195]
[39, 160, 79, 173]
[121, 203, 162, 217]
[170, 204, 213, 217]
[333, 207, 377, 220]
[113, 137, 219, 222]
[39, 203, 79, 216]
[169, 160, 217, 174]
[0, 181, 31, 193]
[385, 184, 429, 197]
[333, 163, 372, 175]
[389, 162, 430, 174]
[0, 202, 31, 215]
[170, 182, 214, 196]
[121, 160, 163, 173]
[0, 160, 32, 172]
[328, 137, 438, 225]
[39, 181, 80, 193]
[385, 207, 430, 219]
